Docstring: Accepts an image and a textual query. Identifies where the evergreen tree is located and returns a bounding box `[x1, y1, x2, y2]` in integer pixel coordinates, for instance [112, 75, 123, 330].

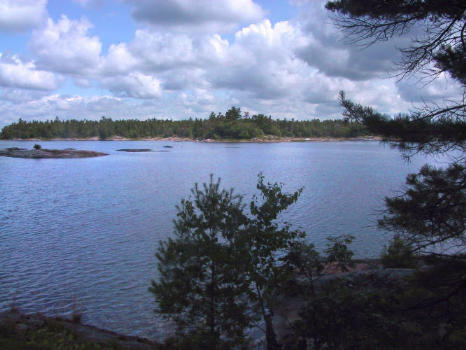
[325, 0, 465, 156]
[149, 176, 253, 349]
[150, 174, 308, 349]
[225, 106, 242, 121]
[326, 0, 465, 255]
[0, 109, 368, 140]
[308, 2, 466, 348]
[246, 175, 304, 350]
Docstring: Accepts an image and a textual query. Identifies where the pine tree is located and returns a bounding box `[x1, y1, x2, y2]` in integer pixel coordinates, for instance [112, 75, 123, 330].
[326, 0, 465, 254]
[246, 174, 304, 350]
[150, 174, 307, 349]
[149, 176, 253, 349]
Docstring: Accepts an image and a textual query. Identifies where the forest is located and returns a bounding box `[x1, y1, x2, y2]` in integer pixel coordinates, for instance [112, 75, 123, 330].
[0, 107, 367, 140]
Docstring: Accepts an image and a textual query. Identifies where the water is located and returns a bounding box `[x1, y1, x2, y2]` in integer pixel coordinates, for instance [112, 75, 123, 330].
[0, 140, 448, 339]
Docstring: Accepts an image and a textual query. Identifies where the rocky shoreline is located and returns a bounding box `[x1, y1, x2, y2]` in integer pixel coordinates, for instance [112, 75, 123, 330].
[0, 309, 161, 349]
[0, 147, 108, 159]
[6, 135, 382, 143]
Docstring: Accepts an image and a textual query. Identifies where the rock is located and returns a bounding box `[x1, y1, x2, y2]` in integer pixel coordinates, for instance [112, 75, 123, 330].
[117, 149, 152, 152]
[0, 310, 160, 349]
[0, 148, 108, 159]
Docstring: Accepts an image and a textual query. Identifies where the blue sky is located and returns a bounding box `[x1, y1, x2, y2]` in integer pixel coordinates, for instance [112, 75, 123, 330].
[0, 0, 461, 127]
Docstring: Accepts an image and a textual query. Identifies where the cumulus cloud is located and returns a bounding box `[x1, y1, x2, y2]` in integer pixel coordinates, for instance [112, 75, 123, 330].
[293, 1, 405, 81]
[99, 30, 226, 94]
[101, 43, 138, 75]
[30, 15, 102, 75]
[208, 20, 310, 99]
[396, 74, 464, 104]
[0, 0, 462, 126]
[0, 94, 122, 122]
[0, 53, 60, 90]
[0, 0, 47, 32]
[0, 94, 172, 127]
[0, 88, 49, 103]
[101, 72, 162, 99]
[126, 0, 264, 32]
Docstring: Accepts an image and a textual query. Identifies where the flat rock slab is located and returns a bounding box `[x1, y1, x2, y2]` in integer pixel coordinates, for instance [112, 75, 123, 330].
[0, 147, 108, 159]
[117, 149, 152, 152]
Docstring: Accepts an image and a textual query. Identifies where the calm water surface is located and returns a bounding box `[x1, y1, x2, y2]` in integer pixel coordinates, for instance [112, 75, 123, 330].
[0, 140, 448, 339]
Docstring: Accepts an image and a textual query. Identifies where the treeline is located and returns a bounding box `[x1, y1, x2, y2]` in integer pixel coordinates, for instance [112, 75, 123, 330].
[0, 107, 368, 140]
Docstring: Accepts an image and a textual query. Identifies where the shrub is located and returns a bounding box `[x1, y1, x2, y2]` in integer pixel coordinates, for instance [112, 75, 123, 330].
[33, 144, 41, 150]
[381, 235, 418, 268]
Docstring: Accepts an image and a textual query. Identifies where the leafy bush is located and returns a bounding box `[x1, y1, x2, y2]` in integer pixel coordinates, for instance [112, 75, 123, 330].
[381, 235, 418, 268]
[33, 144, 41, 150]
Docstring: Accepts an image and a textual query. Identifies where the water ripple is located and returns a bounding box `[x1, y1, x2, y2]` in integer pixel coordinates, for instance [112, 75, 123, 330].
[0, 140, 444, 339]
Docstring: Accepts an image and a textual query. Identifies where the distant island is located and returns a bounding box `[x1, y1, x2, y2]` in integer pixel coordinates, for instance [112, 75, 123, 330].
[0, 107, 370, 141]
[117, 148, 152, 152]
[0, 147, 108, 159]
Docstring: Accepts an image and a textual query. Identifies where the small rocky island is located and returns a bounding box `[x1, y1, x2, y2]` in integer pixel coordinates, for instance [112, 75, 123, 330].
[117, 148, 152, 152]
[0, 147, 108, 159]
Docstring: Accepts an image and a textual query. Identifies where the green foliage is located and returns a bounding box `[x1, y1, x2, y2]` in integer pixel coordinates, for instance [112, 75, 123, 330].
[285, 241, 323, 294]
[338, 91, 466, 155]
[151, 174, 307, 349]
[33, 144, 41, 150]
[327, 0, 466, 156]
[379, 163, 465, 255]
[381, 235, 418, 268]
[225, 106, 242, 121]
[150, 175, 253, 349]
[284, 256, 466, 349]
[0, 316, 129, 350]
[324, 234, 355, 271]
[325, 1, 466, 87]
[288, 280, 406, 350]
[246, 174, 305, 349]
[314, 2, 466, 348]
[0, 108, 368, 140]
[284, 235, 356, 296]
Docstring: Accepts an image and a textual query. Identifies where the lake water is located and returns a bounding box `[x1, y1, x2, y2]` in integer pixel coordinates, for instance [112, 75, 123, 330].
[0, 140, 448, 339]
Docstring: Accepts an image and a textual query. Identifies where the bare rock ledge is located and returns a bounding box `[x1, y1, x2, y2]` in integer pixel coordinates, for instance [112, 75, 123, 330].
[0, 147, 108, 159]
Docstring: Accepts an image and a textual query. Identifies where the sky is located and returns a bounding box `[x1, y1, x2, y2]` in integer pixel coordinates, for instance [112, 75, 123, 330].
[0, 0, 461, 127]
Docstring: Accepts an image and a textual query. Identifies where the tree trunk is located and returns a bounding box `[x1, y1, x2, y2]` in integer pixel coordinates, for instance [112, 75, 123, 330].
[264, 313, 280, 350]
[256, 285, 280, 350]
[209, 261, 217, 350]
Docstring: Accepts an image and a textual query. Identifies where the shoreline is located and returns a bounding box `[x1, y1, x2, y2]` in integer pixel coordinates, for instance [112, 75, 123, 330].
[4, 135, 382, 143]
[0, 309, 160, 349]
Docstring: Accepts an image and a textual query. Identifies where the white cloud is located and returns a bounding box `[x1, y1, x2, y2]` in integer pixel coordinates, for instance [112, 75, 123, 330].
[0, 88, 49, 103]
[0, 0, 47, 32]
[101, 43, 138, 75]
[0, 53, 59, 90]
[101, 72, 162, 99]
[396, 74, 464, 104]
[0, 0, 462, 127]
[127, 30, 197, 70]
[207, 20, 312, 100]
[30, 15, 102, 75]
[126, 0, 264, 32]
[0, 94, 172, 128]
[293, 1, 405, 81]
